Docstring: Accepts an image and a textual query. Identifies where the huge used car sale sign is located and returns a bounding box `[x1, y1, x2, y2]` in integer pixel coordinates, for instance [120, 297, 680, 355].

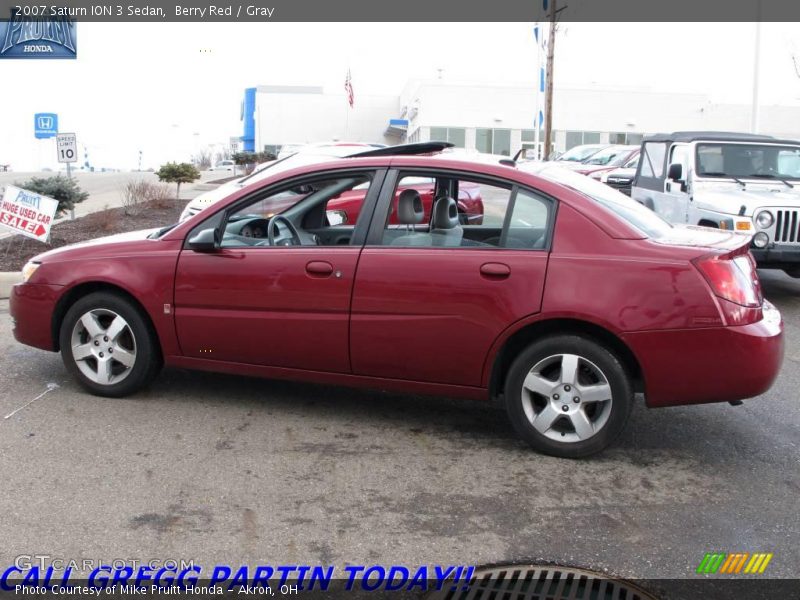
[0, 185, 59, 242]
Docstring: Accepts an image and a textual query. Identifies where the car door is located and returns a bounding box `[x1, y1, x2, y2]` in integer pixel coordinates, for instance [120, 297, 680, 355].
[349, 169, 553, 387]
[173, 169, 384, 373]
[662, 143, 691, 223]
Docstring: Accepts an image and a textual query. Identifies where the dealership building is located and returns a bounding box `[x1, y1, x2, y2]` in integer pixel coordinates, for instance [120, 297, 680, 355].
[241, 80, 800, 158]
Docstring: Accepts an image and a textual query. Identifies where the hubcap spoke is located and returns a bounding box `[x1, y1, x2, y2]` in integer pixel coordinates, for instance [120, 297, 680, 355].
[570, 409, 595, 440]
[523, 372, 557, 397]
[72, 343, 94, 361]
[559, 354, 580, 386]
[95, 358, 113, 385]
[105, 316, 127, 342]
[532, 403, 561, 434]
[80, 313, 103, 338]
[579, 382, 612, 404]
[113, 346, 136, 368]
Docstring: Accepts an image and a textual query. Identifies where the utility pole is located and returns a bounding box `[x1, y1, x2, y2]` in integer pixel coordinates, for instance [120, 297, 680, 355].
[750, 0, 762, 133]
[543, 0, 557, 160]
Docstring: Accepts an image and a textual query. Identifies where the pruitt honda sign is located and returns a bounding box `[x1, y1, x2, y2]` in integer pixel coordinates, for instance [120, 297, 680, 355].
[0, 185, 59, 242]
[0, 12, 77, 59]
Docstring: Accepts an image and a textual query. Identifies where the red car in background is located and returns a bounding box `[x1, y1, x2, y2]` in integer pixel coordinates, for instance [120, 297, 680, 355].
[572, 145, 640, 179]
[10, 142, 783, 458]
[327, 177, 483, 226]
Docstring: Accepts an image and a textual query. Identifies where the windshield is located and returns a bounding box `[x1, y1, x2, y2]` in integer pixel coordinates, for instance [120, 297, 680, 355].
[696, 143, 800, 180]
[557, 145, 605, 162]
[529, 164, 674, 238]
[583, 146, 634, 166]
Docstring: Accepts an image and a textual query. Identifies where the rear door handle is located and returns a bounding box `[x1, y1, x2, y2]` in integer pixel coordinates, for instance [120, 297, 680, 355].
[306, 261, 334, 277]
[480, 262, 510, 279]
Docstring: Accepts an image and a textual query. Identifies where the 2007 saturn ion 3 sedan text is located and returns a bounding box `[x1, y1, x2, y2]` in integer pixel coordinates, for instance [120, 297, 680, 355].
[10, 143, 784, 458]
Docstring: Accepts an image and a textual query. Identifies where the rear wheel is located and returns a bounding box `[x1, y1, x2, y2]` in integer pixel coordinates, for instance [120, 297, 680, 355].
[59, 292, 161, 397]
[504, 335, 633, 458]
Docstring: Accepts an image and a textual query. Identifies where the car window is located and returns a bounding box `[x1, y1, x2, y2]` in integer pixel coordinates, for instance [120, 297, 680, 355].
[379, 173, 551, 250]
[640, 142, 667, 178]
[696, 143, 800, 180]
[221, 173, 374, 248]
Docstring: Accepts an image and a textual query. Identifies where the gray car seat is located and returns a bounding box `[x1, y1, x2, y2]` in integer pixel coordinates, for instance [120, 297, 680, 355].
[430, 196, 463, 247]
[389, 189, 431, 246]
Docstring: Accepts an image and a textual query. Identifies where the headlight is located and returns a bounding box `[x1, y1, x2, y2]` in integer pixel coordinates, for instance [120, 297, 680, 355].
[755, 210, 774, 229]
[752, 232, 769, 248]
[22, 261, 40, 282]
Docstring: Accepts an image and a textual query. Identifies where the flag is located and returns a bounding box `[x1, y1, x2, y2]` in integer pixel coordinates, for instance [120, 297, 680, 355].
[344, 69, 354, 108]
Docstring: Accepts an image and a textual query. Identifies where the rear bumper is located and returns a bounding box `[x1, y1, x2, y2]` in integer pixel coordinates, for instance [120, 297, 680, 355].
[9, 283, 63, 351]
[751, 245, 800, 268]
[623, 302, 784, 408]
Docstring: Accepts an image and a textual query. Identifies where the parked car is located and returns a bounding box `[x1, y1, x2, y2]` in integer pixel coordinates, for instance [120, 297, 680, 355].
[599, 153, 640, 196]
[573, 145, 640, 179]
[631, 131, 800, 277]
[11, 142, 783, 458]
[211, 160, 235, 172]
[550, 144, 608, 166]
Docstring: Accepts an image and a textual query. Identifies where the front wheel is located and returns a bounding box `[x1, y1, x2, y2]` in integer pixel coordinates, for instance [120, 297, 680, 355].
[59, 292, 161, 397]
[504, 335, 633, 458]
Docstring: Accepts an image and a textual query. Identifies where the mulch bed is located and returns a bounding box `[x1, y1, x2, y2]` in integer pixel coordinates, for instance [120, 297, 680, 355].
[0, 203, 184, 272]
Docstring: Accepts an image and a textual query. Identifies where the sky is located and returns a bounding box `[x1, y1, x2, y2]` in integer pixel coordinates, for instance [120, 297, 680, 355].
[1, 22, 799, 171]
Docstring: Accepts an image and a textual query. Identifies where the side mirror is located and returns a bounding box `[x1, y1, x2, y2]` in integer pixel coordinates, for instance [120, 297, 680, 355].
[187, 228, 219, 252]
[667, 162, 683, 181]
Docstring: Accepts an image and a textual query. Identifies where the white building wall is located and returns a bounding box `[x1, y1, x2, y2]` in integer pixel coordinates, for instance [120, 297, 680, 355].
[250, 80, 800, 156]
[253, 86, 399, 150]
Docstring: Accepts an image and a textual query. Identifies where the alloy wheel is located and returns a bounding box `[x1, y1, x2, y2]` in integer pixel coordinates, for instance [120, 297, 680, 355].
[70, 308, 137, 386]
[520, 353, 613, 443]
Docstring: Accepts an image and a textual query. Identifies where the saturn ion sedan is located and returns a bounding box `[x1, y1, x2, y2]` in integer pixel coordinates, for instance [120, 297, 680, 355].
[10, 142, 784, 457]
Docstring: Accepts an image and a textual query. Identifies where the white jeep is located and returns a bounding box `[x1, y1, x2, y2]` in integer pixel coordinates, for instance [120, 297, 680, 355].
[631, 131, 800, 277]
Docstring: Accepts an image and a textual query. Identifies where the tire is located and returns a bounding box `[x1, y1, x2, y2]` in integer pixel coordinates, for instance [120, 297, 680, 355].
[504, 335, 633, 458]
[59, 291, 161, 397]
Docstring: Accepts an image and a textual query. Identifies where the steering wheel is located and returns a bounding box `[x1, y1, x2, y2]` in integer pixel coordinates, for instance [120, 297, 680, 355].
[267, 215, 301, 246]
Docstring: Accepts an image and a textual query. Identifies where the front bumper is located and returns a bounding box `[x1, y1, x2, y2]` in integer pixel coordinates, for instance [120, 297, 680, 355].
[9, 283, 64, 351]
[751, 245, 800, 268]
[622, 301, 784, 408]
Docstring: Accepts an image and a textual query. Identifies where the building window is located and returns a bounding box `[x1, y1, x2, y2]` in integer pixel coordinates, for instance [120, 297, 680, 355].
[430, 127, 466, 148]
[493, 129, 511, 156]
[476, 128, 493, 154]
[610, 132, 644, 146]
[565, 130, 602, 150]
[521, 129, 544, 142]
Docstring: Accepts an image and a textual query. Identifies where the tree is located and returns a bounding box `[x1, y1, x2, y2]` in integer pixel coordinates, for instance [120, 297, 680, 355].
[155, 162, 200, 198]
[16, 175, 89, 215]
[232, 151, 277, 174]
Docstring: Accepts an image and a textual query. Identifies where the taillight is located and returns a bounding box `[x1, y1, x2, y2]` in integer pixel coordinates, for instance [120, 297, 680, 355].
[693, 251, 763, 325]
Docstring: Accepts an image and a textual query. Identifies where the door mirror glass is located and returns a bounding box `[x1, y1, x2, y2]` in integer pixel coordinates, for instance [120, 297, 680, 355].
[187, 228, 219, 252]
[667, 162, 683, 181]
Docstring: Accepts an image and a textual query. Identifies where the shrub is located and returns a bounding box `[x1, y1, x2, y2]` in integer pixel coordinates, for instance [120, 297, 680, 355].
[155, 162, 200, 198]
[15, 175, 89, 215]
[121, 180, 173, 214]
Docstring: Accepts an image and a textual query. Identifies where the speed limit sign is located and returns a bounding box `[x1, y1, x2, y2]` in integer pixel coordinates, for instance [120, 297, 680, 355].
[56, 132, 77, 163]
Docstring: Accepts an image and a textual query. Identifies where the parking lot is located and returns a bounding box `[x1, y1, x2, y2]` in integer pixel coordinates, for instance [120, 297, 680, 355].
[0, 270, 798, 584]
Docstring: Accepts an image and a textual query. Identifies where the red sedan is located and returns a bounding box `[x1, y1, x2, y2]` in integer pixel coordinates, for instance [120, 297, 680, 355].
[10, 143, 783, 457]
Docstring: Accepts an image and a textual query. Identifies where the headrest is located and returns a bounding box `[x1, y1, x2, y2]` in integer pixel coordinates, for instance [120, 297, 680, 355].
[432, 196, 459, 230]
[397, 189, 424, 225]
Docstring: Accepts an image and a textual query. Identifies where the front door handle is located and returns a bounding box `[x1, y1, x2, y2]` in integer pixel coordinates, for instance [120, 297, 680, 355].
[480, 262, 511, 279]
[306, 261, 334, 277]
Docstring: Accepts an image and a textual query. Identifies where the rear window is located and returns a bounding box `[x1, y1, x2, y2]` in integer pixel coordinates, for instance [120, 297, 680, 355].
[533, 164, 674, 238]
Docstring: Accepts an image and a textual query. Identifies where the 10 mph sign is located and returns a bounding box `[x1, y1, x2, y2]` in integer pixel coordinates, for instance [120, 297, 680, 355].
[57, 132, 77, 163]
[0, 185, 59, 242]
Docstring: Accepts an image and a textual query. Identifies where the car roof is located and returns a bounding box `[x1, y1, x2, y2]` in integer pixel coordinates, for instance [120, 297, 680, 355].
[643, 131, 800, 145]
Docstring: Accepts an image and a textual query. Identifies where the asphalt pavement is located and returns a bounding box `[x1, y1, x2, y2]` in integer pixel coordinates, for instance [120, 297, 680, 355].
[0, 270, 798, 588]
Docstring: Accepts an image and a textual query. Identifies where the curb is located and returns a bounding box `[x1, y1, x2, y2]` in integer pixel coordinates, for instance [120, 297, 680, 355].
[0, 272, 21, 300]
